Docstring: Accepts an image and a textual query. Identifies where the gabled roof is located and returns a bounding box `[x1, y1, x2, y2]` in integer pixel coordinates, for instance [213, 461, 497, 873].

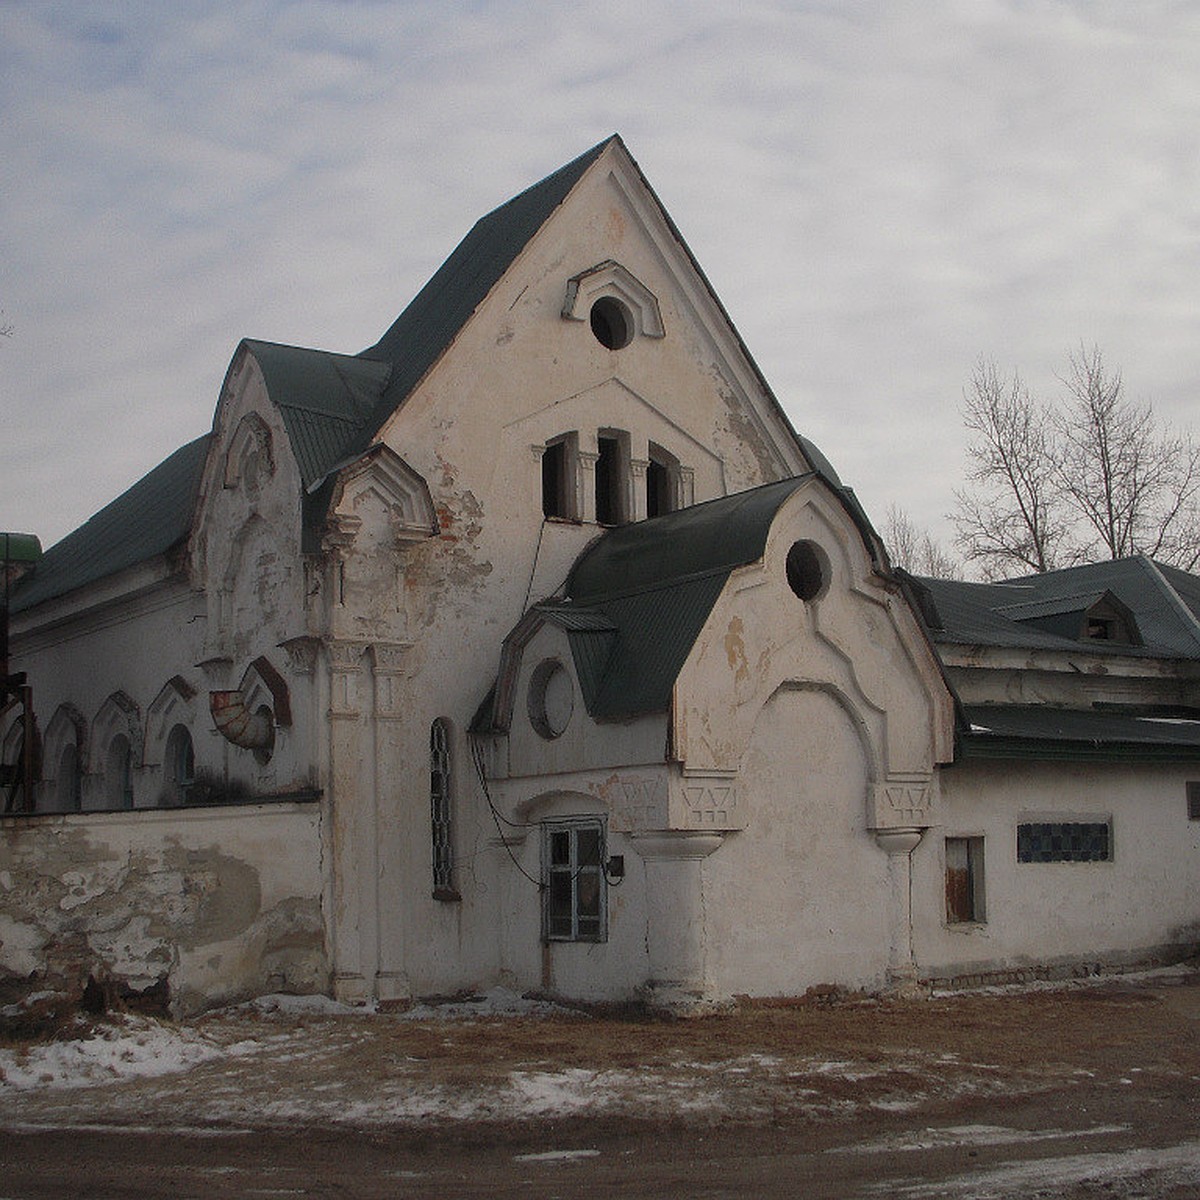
[12, 435, 210, 613]
[242, 340, 391, 490]
[914, 556, 1200, 659]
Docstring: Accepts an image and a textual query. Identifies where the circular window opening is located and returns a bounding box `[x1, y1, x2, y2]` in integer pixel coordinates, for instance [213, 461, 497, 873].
[786, 540, 828, 602]
[528, 659, 574, 740]
[589, 296, 633, 350]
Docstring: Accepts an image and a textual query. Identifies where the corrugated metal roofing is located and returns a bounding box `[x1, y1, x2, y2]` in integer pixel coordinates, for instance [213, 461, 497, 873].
[568, 477, 811, 602]
[961, 704, 1200, 760]
[536, 478, 812, 720]
[917, 557, 1200, 659]
[243, 340, 391, 490]
[12, 435, 210, 613]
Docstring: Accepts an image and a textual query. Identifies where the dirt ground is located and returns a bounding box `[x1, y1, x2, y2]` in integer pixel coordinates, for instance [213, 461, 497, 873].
[2, 969, 1199, 1197]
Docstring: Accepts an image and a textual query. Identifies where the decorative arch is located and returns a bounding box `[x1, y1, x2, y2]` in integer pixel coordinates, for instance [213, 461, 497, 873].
[328, 445, 438, 545]
[143, 675, 197, 767]
[90, 692, 141, 768]
[91, 691, 141, 809]
[43, 703, 87, 812]
[223, 410, 275, 493]
[562, 260, 665, 340]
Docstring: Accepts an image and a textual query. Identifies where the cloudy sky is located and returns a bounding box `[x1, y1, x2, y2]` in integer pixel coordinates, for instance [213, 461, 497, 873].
[3, 1, 1199, 555]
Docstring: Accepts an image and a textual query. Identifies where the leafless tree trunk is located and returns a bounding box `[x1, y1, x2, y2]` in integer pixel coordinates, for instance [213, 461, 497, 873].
[951, 358, 1071, 578]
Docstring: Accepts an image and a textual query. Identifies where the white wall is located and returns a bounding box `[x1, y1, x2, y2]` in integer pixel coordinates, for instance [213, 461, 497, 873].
[915, 759, 1200, 980]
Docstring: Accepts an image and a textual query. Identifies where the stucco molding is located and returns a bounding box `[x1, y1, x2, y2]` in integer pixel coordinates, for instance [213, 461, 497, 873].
[561, 260, 666, 339]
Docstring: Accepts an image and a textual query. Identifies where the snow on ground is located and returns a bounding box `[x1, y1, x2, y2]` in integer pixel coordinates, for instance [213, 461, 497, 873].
[0, 1013, 238, 1091]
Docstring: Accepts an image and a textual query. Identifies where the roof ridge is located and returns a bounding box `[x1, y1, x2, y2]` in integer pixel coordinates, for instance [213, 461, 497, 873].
[1138, 556, 1200, 653]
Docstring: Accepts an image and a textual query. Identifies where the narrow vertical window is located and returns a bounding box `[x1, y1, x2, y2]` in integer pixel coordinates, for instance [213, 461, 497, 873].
[430, 719, 458, 899]
[945, 836, 985, 924]
[107, 734, 133, 810]
[542, 435, 577, 520]
[166, 724, 195, 806]
[595, 431, 629, 525]
[646, 443, 680, 519]
[542, 818, 607, 942]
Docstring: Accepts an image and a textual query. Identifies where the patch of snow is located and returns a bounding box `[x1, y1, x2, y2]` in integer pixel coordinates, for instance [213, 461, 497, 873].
[514, 1148, 601, 1162]
[846, 1123, 1132, 1155]
[0, 1015, 228, 1091]
[396, 987, 572, 1020]
[873, 1139, 1200, 1197]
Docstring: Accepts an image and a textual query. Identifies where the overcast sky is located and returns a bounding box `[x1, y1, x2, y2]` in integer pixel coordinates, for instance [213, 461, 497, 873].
[3, 1, 1199, 556]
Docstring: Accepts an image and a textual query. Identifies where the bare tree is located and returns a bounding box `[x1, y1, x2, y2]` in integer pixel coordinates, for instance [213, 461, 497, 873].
[951, 358, 1071, 578]
[951, 348, 1200, 574]
[1055, 345, 1200, 569]
[884, 505, 961, 578]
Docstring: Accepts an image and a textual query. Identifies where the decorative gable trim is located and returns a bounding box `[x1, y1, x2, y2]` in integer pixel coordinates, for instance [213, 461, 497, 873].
[328, 445, 438, 545]
[562, 260, 665, 339]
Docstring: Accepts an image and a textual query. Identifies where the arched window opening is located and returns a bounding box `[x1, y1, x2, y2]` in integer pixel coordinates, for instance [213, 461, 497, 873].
[58, 743, 81, 812]
[430, 719, 458, 900]
[165, 724, 195, 805]
[106, 735, 133, 810]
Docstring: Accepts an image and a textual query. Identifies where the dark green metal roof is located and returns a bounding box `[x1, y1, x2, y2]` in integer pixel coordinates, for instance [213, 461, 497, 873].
[960, 704, 1200, 761]
[549, 477, 812, 719]
[568, 477, 812, 602]
[357, 137, 615, 427]
[916, 557, 1200, 659]
[12, 435, 210, 613]
[243, 339, 392, 490]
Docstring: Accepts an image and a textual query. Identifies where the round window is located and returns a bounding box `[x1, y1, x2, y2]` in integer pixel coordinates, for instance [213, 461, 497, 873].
[589, 296, 633, 350]
[528, 659, 574, 740]
[786, 540, 828, 602]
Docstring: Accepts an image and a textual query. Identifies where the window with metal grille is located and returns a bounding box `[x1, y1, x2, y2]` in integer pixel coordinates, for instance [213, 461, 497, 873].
[542, 818, 606, 942]
[430, 719, 457, 899]
[1017, 821, 1111, 863]
[945, 836, 985, 923]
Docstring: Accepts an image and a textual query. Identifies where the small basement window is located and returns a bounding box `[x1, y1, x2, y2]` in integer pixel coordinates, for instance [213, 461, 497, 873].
[1017, 820, 1112, 863]
[945, 837, 985, 924]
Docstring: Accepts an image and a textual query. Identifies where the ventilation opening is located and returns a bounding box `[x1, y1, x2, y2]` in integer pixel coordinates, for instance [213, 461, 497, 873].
[590, 297, 633, 350]
[786, 540, 828, 602]
[595, 434, 629, 525]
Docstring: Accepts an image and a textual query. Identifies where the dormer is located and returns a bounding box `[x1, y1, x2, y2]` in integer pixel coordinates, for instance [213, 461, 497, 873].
[997, 590, 1142, 646]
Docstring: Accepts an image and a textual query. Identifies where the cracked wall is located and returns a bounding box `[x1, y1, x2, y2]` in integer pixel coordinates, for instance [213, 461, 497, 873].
[0, 804, 326, 1015]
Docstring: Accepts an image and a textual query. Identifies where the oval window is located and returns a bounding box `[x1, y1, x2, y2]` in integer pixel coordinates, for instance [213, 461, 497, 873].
[786, 540, 828, 602]
[528, 659, 574, 740]
[589, 296, 633, 350]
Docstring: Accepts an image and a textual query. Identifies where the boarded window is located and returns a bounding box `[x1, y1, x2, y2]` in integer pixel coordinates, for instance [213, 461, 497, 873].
[1017, 821, 1111, 863]
[543, 818, 606, 942]
[945, 837, 985, 924]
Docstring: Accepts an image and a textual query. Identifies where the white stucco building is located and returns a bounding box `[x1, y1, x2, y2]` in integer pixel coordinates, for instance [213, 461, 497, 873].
[3, 137, 1198, 1014]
